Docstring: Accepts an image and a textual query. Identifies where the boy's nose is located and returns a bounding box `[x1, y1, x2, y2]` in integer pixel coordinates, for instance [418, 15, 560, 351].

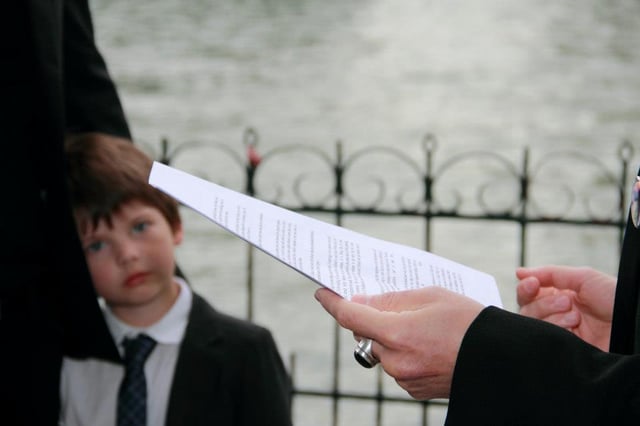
[116, 241, 140, 264]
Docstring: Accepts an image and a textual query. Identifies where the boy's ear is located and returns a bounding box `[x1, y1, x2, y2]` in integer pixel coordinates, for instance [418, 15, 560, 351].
[173, 222, 184, 245]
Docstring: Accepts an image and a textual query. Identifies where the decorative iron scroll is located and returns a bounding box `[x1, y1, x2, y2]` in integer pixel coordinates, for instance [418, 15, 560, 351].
[149, 129, 634, 226]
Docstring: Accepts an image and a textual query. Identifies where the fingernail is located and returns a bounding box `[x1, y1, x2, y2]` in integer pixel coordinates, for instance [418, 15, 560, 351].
[523, 279, 537, 293]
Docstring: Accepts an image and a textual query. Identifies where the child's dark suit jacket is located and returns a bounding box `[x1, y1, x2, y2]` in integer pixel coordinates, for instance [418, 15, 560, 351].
[166, 293, 292, 426]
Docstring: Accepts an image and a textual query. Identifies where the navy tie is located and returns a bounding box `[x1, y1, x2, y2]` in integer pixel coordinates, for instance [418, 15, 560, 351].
[117, 334, 157, 426]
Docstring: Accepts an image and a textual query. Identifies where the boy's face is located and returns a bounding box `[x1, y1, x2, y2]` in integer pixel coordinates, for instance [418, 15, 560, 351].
[76, 200, 183, 318]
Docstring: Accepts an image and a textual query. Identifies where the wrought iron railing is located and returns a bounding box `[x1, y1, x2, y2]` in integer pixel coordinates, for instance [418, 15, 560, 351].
[144, 129, 636, 425]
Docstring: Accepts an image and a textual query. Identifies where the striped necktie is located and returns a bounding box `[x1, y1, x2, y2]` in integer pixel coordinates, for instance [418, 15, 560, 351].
[117, 334, 157, 426]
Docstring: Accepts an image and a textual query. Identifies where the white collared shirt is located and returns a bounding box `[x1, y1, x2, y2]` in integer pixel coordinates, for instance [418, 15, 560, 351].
[59, 278, 192, 426]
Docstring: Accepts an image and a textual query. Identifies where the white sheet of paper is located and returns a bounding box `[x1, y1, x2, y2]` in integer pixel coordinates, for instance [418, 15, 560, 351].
[149, 162, 502, 307]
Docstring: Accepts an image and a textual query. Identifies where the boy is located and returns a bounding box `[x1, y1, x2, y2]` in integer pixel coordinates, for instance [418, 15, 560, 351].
[60, 133, 292, 425]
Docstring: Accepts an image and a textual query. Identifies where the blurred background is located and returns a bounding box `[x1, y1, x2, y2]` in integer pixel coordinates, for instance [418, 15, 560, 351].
[92, 0, 640, 154]
[90, 0, 640, 424]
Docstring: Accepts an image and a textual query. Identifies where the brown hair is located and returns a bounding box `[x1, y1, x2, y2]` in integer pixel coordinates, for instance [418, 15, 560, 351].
[65, 133, 180, 234]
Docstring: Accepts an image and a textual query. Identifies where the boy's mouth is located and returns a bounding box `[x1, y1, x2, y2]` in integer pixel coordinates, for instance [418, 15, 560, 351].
[125, 272, 149, 287]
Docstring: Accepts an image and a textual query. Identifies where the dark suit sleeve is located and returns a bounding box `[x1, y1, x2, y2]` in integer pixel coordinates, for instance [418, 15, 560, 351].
[63, 0, 130, 138]
[610, 195, 640, 354]
[445, 307, 640, 425]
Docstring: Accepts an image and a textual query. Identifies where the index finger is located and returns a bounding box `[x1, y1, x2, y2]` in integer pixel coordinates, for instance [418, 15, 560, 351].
[516, 266, 586, 293]
[516, 276, 545, 307]
[315, 288, 391, 342]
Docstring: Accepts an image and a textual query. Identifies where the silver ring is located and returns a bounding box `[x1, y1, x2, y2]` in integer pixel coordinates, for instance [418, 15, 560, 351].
[354, 338, 379, 368]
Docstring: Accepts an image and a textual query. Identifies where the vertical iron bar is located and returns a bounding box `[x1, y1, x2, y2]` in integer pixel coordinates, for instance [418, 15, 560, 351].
[618, 140, 633, 250]
[289, 353, 297, 420]
[246, 244, 254, 321]
[331, 140, 344, 426]
[375, 368, 383, 425]
[519, 148, 530, 267]
[244, 129, 258, 321]
[421, 135, 435, 425]
[423, 134, 436, 252]
[160, 137, 170, 165]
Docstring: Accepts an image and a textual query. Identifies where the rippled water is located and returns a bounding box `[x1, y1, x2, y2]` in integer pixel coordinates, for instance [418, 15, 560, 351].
[93, 0, 640, 152]
[91, 1, 640, 424]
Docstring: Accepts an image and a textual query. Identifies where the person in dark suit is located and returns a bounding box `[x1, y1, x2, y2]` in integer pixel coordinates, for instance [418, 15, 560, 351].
[60, 133, 292, 426]
[315, 173, 640, 424]
[1, 1, 127, 424]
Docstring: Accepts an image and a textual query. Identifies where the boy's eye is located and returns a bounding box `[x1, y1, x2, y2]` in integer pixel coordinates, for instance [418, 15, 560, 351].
[86, 241, 105, 253]
[132, 221, 149, 233]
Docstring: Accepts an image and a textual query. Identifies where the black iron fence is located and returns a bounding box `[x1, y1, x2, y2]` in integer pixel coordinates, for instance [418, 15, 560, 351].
[146, 129, 636, 425]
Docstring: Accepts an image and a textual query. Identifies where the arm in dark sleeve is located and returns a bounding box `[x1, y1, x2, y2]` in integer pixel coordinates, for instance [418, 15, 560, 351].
[446, 306, 640, 426]
[63, 0, 130, 138]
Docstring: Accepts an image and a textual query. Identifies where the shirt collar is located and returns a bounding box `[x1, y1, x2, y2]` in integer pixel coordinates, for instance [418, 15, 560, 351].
[102, 277, 192, 356]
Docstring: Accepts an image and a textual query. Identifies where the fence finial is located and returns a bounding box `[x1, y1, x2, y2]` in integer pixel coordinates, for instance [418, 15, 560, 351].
[244, 127, 261, 168]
